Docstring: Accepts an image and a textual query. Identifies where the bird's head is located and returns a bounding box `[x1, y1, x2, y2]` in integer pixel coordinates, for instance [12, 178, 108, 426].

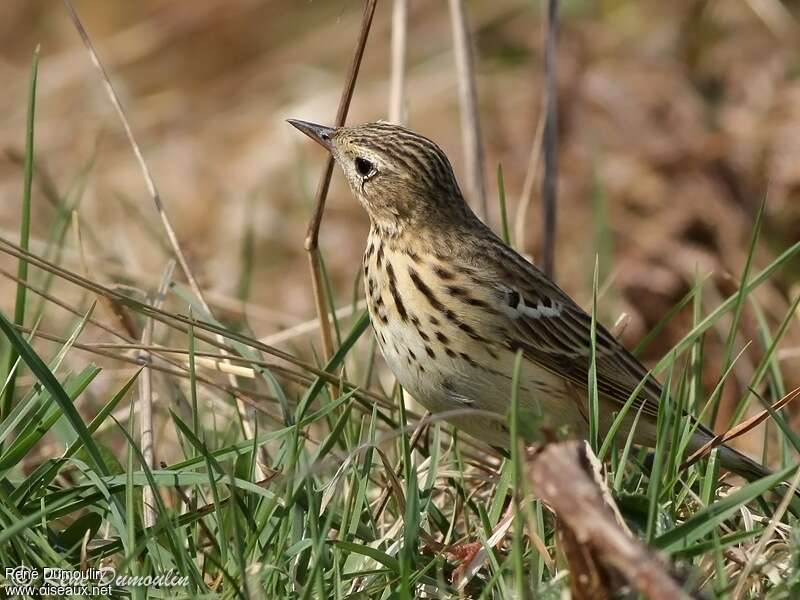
[288, 120, 471, 234]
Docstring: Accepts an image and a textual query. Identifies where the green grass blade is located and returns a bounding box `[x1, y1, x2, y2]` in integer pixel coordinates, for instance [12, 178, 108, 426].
[1, 47, 39, 421]
[497, 164, 511, 245]
[329, 540, 400, 573]
[9, 369, 140, 505]
[0, 309, 109, 477]
[712, 197, 765, 425]
[0, 366, 99, 472]
[652, 238, 800, 375]
[654, 464, 797, 552]
[729, 294, 800, 427]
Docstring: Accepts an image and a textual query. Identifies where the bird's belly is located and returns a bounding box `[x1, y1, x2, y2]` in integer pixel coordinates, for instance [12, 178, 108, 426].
[362, 240, 588, 447]
[373, 319, 433, 396]
[371, 315, 587, 447]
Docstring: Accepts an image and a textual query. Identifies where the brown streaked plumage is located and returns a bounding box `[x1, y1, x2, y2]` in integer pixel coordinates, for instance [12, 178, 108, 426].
[288, 118, 774, 484]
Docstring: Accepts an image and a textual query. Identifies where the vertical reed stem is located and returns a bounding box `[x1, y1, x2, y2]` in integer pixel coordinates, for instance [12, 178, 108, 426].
[303, 0, 378, 365]
[541, 0, 559, 278]
[389, 0, 409, 124]
[448, 0, 489, 223]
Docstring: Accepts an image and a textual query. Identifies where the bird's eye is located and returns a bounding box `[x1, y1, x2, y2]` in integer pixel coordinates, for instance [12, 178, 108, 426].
[354, 157, 374, 178]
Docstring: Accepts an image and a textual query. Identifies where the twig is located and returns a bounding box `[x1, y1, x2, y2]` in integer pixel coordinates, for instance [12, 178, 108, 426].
[448, 0, 488, 222]
[528, 441, 696, 599]
[541, 0, 559, 278]
[62, 0, 262, 469]
[389, 0, 408, 124]
[139, 260, 175, 528]
[303, 0, 377, 366]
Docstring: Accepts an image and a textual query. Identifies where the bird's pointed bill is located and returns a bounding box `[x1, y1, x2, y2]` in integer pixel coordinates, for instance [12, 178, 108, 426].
[287, 119, 335, 150]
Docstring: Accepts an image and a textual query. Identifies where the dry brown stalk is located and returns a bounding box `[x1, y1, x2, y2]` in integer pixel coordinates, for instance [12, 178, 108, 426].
[61, 0, 263, 471]
[681, 385, 800, 471]
[528, 441, 695, 600]
[303, 0, 377, 368]
[389, 0, 408, 124]
[448, 0, 488, 222]
[540, 0, 559, 279]
[12, 324, 284, 421]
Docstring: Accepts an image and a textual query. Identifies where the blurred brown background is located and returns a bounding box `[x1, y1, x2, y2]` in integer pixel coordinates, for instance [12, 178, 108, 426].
[1, 0, 799, 438]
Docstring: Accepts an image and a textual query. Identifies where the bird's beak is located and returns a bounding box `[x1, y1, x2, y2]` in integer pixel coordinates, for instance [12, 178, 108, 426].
[287, 119, 335, 151]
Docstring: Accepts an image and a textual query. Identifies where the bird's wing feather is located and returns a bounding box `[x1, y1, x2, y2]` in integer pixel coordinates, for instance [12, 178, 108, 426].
[484, 246, 666, 420]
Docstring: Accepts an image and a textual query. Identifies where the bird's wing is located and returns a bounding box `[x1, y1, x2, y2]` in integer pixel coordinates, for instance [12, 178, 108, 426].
[484, 249, 666, 420]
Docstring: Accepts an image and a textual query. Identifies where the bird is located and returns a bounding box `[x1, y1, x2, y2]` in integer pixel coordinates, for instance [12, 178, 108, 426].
[288, 118, 774, 484]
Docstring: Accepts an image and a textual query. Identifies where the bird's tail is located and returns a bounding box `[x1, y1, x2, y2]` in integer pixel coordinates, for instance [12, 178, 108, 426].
[718, 443, 800, 515]
[718, 444, 772, 482]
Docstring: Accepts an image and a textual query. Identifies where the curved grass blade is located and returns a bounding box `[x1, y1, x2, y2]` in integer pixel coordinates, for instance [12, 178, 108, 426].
[654, 464, 797, 552]
[1, 47, 39, 421]
[0, 366, 99, 472]
[0, 309, 109, 477]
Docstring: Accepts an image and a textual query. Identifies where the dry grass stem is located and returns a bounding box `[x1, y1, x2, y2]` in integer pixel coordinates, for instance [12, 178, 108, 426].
[389, 0, 408, 124]
[61, 1, 198, 301]
[371, 410, 431, 523]
[732, 466, 800, 599]
[682, 386, 800, 470]
[514, 106, 546, 254]
[541, 0, 559, 278]
[259, 299, 367, 347]
[138, 260, 175, 528]
[303, 0, 378, 368]
[61, 0, 265, 471]
[448, 0, 488, 222]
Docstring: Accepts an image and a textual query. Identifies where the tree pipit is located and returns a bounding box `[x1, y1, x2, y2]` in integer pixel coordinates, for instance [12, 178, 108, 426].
[289, 119, 774, 482]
